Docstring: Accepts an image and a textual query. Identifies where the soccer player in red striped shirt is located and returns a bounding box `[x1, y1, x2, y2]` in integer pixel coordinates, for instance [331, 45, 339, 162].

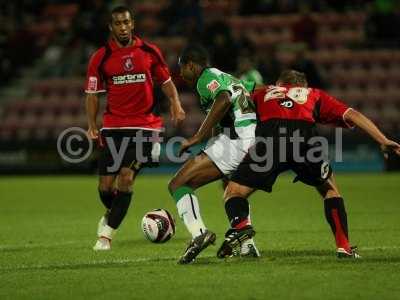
[216, 70, 400, 259]
[85, 6, 185, 250]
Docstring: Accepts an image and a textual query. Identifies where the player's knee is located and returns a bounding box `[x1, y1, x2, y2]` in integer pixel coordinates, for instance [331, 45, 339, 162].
[224, 181, 249, 201]
[168, 176, 191, 195]
[167, 177, 178, 194]
[118, 168, 134, 188]
[98, 180, 114, 192]
[324, 188, 340, 199]
[317, 178, 341, 199]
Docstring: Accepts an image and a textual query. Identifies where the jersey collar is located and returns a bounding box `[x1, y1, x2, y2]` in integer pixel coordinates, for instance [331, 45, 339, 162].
[195, 67, 210, 90]
[108, 35, 143, 50]
[278, 83, 305, 89]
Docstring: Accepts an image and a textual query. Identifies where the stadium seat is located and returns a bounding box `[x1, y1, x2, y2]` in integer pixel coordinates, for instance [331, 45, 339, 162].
[133, 1, 167, 15]
[150, 37, 186, 55]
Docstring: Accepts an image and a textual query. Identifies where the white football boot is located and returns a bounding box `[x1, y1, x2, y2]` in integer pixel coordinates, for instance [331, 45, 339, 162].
[337, 246, 361, 259]
[93, 224, 114, 251]
[97, 214, 108, 237]
[93, 237, 111, 251]
[240, 238, 261, 257]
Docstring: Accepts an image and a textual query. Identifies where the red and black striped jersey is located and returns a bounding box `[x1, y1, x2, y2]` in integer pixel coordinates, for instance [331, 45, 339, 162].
[85, 36, 171, 130]
[251, 85, 352, 128]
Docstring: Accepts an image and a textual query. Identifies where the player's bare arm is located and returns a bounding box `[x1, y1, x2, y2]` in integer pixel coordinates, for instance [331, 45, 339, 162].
[179, 91, 231, 156]
[85, 93, 99, 139]
[161, 79, 186, 126]
[343, 108, 400, 156]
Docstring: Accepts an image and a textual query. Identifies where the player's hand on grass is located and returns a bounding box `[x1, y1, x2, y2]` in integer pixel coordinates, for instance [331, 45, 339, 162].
[179, 136, 199, 156]
[380, 139, 400, 158]
[170, 102, 186, 127]
[87, 126, 99, 140]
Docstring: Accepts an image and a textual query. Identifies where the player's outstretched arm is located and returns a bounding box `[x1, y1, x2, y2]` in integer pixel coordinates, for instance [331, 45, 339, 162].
[85, 93, 99, 140]
[179, 91, 231, 156]
[161, 80, 186, 127]
[344, 108, 400, 157]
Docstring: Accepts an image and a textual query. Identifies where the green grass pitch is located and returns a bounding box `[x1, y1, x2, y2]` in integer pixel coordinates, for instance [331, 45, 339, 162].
[0, 173, 399, 299]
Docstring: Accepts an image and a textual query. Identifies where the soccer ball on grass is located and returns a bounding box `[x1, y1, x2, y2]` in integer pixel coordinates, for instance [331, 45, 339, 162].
[141, 209, 175, 243]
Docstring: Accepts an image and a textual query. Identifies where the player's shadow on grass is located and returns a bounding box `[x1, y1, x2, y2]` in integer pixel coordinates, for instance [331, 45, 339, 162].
[259, 249, 400, 264]
[116, 237, 188, 247]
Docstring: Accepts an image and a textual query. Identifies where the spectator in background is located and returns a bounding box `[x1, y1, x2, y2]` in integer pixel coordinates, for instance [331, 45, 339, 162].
[161, 0, 203, 38]
[365, 0, 400, 48]
[74, 0, 109, 47]
[239, 0, 272, 15]
[0, 17, 14, 85]
[291, 43, 327, 89]
[258, 46, 282, 84]
[202, 21, 239, 73]
[259, 43, 326, 88]
[236, 39, 263, 85]
[238, 55, 264, 85]
[239, 0, 306, 15]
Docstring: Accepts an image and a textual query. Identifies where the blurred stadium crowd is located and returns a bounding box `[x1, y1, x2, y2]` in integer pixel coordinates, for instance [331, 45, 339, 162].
[0, 0, 399, 171]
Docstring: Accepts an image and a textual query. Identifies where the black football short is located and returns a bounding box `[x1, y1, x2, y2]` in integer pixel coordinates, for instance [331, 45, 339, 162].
[98, 129, 161, 175]
[231, 119, 332, 192]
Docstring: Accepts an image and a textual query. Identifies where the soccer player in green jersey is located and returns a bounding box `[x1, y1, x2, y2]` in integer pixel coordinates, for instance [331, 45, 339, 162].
[168, 45, 261, 264]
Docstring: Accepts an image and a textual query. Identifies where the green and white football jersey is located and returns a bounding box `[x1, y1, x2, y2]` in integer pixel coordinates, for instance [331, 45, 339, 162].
[196, 67, 257, 139]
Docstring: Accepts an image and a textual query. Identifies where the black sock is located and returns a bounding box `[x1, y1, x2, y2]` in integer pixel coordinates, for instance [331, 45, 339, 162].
[225, 197, 250, 229]
[107, 191, 132, 229]
[324, 197, 350, 249]
[98, 189, 115, 210]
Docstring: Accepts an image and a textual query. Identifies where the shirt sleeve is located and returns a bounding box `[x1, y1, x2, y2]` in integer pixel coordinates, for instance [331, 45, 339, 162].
[84, 48, 106, 94]
[149, 46, 171, 85]
[316, 89, 353, 128]
[197, 73, 230, 101]
[240, 79, 256, 93]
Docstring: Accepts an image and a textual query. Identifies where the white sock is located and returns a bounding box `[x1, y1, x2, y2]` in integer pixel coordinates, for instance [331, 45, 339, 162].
[177, 193, 207, 238]
[99, 225, 115, 240]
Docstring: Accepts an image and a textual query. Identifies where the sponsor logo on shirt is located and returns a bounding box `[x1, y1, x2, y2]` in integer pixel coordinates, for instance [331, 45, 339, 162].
[207, 80, 220, 93]
[88, 76, 98, 91]
[112, 73, 146, 85]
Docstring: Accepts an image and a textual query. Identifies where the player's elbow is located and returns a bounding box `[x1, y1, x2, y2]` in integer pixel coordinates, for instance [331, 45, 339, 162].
[343, 108, 361, 124]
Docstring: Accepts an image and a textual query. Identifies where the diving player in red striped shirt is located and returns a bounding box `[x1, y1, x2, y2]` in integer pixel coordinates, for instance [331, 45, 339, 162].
[216, 70, 400, 259]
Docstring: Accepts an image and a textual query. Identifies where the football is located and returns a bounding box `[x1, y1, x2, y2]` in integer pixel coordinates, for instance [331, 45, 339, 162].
[141, 209, 175, 243]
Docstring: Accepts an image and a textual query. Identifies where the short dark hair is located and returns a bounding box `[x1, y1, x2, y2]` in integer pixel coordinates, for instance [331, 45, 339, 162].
[179, 45, 209, 67]
[109, 6, 134, 22]
[277, 70, 308, 86]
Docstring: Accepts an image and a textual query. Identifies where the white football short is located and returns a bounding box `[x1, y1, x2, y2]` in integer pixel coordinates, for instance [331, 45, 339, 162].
[203, 125, 256, 175]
